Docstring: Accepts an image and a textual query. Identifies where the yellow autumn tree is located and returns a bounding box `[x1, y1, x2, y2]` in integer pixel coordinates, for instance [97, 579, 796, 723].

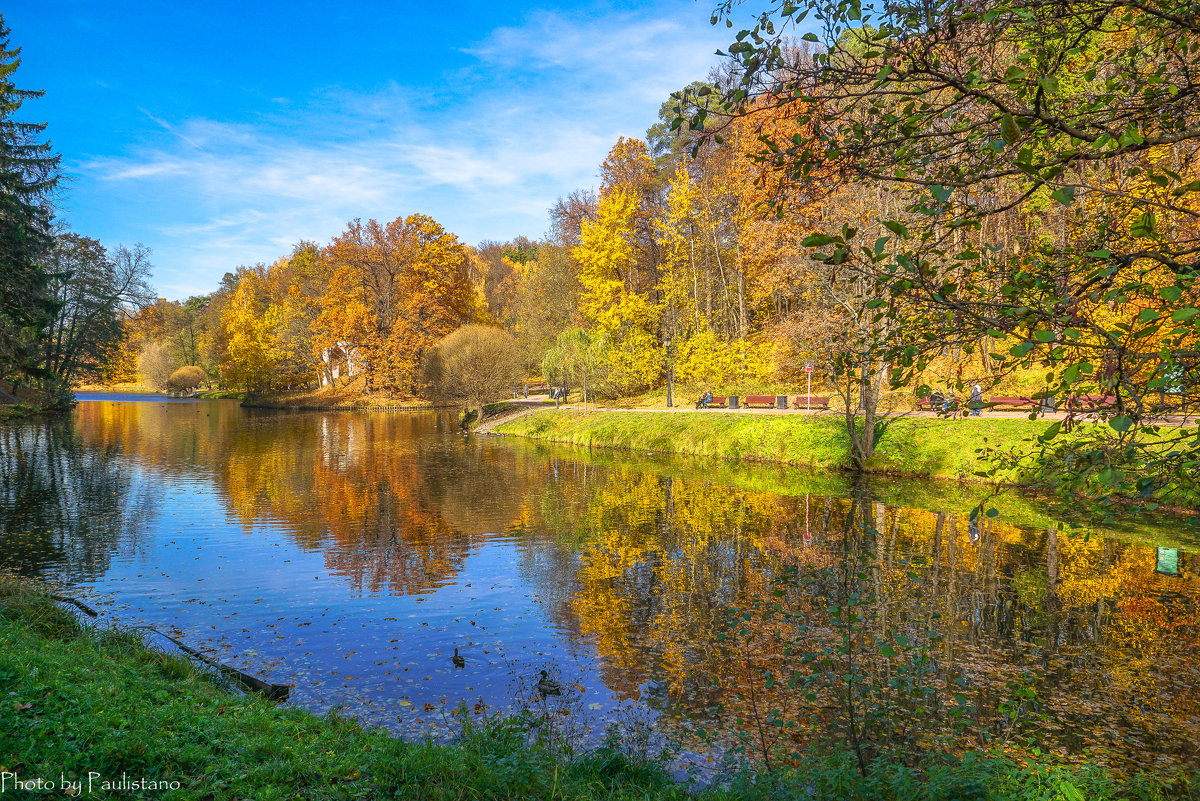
[221, 271, 282, 391]
[575, 188, 663, 393]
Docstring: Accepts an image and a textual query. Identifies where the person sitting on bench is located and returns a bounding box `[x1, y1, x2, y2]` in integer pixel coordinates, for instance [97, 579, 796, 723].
[696, 391, 714, 409]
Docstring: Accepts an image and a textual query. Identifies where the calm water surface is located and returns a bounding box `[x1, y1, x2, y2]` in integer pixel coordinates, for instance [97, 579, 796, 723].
[1, 394, 1197, 773]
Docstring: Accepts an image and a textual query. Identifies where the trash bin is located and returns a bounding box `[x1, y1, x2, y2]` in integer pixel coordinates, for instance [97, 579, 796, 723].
[1039, 396, 1055, 414]
[776, 395, 787, 409]
[729, 395, 739, 409]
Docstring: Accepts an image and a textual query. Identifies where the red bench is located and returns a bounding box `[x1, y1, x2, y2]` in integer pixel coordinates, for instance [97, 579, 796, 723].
[1068, 395, 1116, 410]
[793, 396, 830, 410]
[703, 395, 728, 408]
[744, 395, 779, 408]
[988, 396, 1032, 409]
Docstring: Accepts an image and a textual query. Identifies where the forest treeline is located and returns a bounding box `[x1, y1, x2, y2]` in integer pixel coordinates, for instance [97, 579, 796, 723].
[99, 113, 817, 399]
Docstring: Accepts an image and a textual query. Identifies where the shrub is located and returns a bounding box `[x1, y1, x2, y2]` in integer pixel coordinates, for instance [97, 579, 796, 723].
[166, 365, 207, 392]
[422, 325, 522, 414]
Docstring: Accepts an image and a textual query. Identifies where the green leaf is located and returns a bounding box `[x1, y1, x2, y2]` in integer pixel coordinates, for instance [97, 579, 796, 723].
[1050, 185, 1075, 205]
[802, 32, 819, 42]
[1060, 781, 1085, 801]
[882, 220, 909, 238]
[880, 644, 896, 657]
[801, 233, 839, 247]
[1110, 415, 1134, 432]
[1033, 330, 1056, 343]
[1160, 285, 1183, 302]
[1131, 211, 1156, 238]
[1000, 113, 1020, 145]
[931, 185, 953, 202]
[1010, 342, 1035, 357]
[1038, 421, 1062, 441]
[1170, 307, 1199, 323]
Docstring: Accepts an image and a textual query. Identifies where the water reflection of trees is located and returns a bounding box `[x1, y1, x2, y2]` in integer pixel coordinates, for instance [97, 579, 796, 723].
[215, 413, 499, 595]
[64, 402, 1200, 769]
[514, 468, 1198, 772]
[77, 406, 535, 596]
[0, 421, 155, 580]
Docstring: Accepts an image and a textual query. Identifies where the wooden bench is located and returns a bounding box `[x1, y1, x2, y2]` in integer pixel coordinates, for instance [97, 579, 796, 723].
[743, 395, 779, 408]
[1068, 395, 1116, 410]
[988, 396, 1032, 409]
[700, 395, 728, 408]
[990, 395, 1058, 412]
[917, 396, 957, 411]
[792, 395, 830, 410]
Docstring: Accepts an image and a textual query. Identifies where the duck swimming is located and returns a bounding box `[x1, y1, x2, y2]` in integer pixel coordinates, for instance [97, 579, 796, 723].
[535, 670, 562, 697]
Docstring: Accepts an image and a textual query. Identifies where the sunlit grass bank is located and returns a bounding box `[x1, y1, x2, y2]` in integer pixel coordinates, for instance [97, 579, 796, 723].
[243, 377, 445, 411]
[72, 382, 156, 393]
[1, 581, 1189, 801]
[493, 410, 1052, 481]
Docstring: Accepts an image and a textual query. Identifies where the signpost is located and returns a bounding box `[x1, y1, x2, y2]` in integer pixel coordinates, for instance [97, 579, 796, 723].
[805, 360, 814, 413]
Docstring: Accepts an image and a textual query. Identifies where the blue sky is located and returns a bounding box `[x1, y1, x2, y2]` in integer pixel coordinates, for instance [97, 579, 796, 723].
[9, 1, 746, 300]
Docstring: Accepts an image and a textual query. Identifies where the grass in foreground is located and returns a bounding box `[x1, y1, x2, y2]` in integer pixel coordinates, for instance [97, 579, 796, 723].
[1, 581, 1190, 800]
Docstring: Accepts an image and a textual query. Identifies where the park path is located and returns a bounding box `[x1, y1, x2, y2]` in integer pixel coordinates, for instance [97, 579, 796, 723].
[473, 399, 547, 433]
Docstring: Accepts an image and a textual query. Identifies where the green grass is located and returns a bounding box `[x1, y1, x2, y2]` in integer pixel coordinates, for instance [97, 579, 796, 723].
[0, 580, 1190, 800]
[497, 411, 852, 469]
[495, 410, 1053, 481]
[864, 416, 1055, 480]
[0, 581, 701, 801]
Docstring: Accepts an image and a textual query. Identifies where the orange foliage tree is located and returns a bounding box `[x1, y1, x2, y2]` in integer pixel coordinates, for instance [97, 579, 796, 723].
[318, 215, 477, 394]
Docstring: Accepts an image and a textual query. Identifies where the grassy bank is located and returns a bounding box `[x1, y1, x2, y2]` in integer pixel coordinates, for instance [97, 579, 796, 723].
[498, 436, 1200, 550]
[240, 376, 451, 411]
[1, 581, 1187, 800]
[493, 410, 1052, 481]
[72, 382, 156, 393]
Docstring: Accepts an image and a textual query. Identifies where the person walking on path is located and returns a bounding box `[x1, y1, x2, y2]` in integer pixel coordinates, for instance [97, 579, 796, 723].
[968, 382, 983, 416]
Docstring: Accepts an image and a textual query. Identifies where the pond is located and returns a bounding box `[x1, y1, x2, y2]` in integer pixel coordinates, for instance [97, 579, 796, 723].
[1, 394, 1197, 775]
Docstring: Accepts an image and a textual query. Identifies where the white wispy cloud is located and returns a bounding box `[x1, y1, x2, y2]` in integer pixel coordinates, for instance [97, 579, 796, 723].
[72, 4, 733, 299]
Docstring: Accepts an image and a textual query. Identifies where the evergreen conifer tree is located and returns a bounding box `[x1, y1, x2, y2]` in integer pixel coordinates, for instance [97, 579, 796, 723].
[0, 13, 60, 393]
